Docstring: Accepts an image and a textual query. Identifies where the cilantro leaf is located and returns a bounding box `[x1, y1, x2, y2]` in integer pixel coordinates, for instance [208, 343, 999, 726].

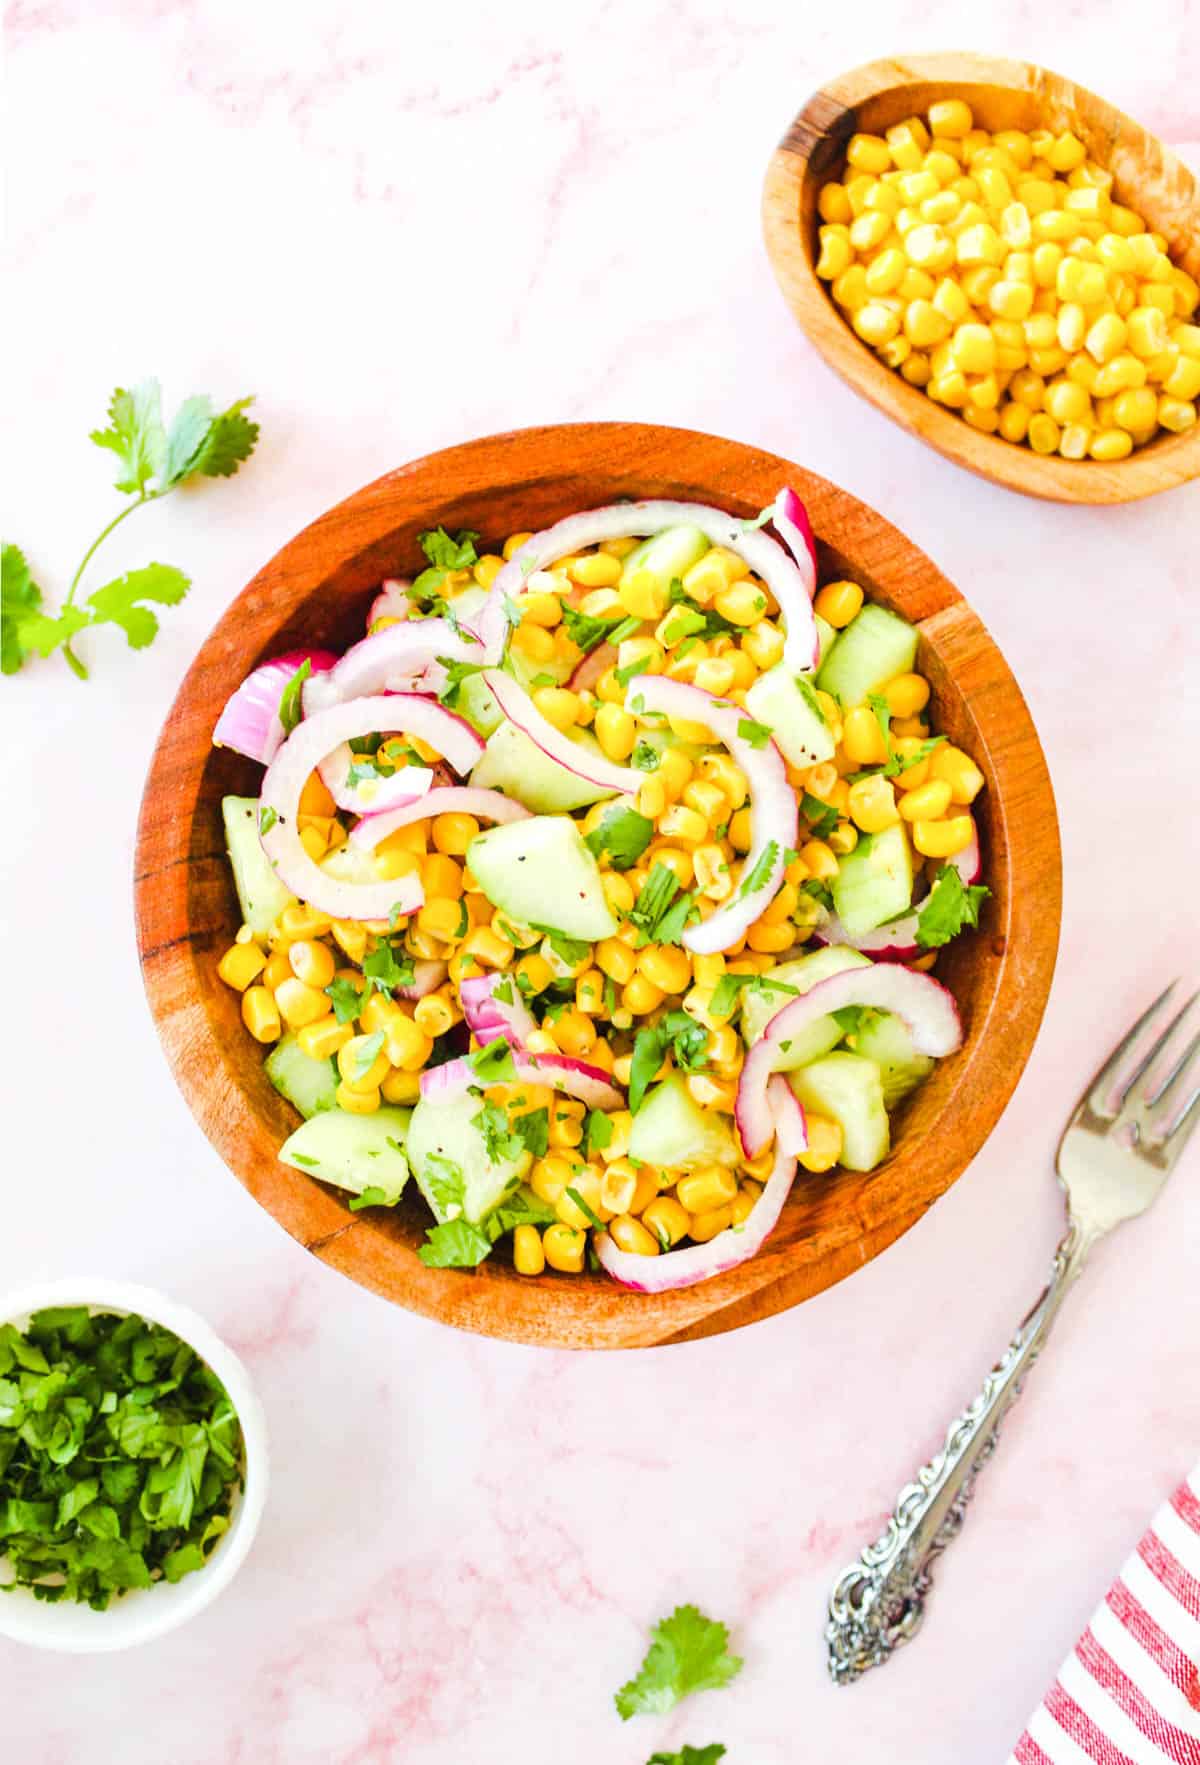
[584, 805, 654, 872]
[351, 1030, 385, 1081]
[423, 1153, 468, 1220]
[585, 1109, 613, 1156]
[84, 563, 190, 650]
[530, 925, 592, 967]
[468, 1038, 517, 1086]
[708, 970, 800, 1020]
[560, 602, 620, 654]
[915, 865, 991, 950]
[1, 543, 74, 675]
[801, 792, 839, 840]
[801, 877, 834, 912]
[629, 863, 699, 949]
[185, 396, 259, 480]
[628, 1011, 709, 1112]
[325, 976, 369, 1024]
[258, 804, 277, 836]
[737, 839, 780, 901]
[348, 1186, 397, 1212]
[277, 659, 311, 735]
[648, 1748, 727, 1765]
[361, 939, 415, 997]
[411, 527, 479, 603]
[512, 1107, 549, 1159]
[436, 656, 487, 709]
[632, 740, 661, 772]
[616, 653, 653, 688]
[89, 380, 167, 494]
[418, 1219, 493, 1268]
[736, 717, 772, 749]
[564, 1185, 605, 1230]
[615, 1604, 744, 1719]
[472, 1100, 524, 1163]
[483, 1186, 557, 1240]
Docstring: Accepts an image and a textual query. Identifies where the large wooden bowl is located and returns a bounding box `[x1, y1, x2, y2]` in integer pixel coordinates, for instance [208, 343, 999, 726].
[135, 423, 1060, 1349]
[763, 52, 1200, 503]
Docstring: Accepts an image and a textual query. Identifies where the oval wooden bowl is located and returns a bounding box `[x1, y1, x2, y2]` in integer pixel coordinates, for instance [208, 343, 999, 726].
[134, 422, 1061, 1349]
[763, 52, 1200, 503]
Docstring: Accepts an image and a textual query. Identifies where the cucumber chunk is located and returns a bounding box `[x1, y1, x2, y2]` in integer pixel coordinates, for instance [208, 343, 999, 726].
[453, 670, 504, 736]
[744, 664, 836, 768]
[852, 1012, 935, 1109]
[278, 1105, 413, 1203]
[739, 946, 871, 1067]
[789, 1052, 890, 1173]
[467, 814, 618, 940]
[222, 796, 295, 936]
[407, 1094, 524, 1224]
[816, 604, 919, 707]
[815, 613, 837, 670]
[830, 822, 915, 937]
[470, 721, 617, 813]
[628, 1076, 738, 1169]
[621, 526, 711, 598]
[266, 1033, 338, 1119]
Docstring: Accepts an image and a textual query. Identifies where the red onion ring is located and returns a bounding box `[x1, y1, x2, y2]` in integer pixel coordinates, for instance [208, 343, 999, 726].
[213, 649, 338, 765]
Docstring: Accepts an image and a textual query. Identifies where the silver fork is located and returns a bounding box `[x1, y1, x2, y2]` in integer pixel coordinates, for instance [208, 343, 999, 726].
[825, 981, 1200, 1684]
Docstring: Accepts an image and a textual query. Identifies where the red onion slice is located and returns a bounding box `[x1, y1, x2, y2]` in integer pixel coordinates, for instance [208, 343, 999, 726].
[814, 816, 981, 962]
[350, 786, 532, 853]
[367, 579, 413, 629]
[629, 676, 798, 955]
[458, 973, 538, 1048]
[771, 487, 818, 594]
[212, 649, 338, 765]
[595, 1124, 797, 1292]
[770, 1073, 809, 1156]
[567, 642, 616, 693]
[476, 498, 819, 671]
[484, 670, 641, 793]
[259, 696, 429, 922]
[419, 1051, 624, 1111]
[736, 965, 963, 1156]
[318, 751, 434, 816]
[302, 616, 495, 717]
[310, 693, 482, 817]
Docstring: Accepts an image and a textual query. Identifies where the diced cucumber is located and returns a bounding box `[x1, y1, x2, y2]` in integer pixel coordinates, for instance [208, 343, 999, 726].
[266, 1033, 339, 1119]
[453, 670, 504, 736]
[788, 1052, 890, 1172]
[815, 613, 837, 669]
[816, 604, 919, 707]
[278, 1105, 413, 1203]
[744, 664, 836, 768]
[407, 1094, 524, 1224]
[467, 814, 618, 940]
[831, 822, 915, 938]
[852, 1012, 935, 1109]
[222, 796, 295, 936]
[620, 526, 711, 597]
[446, 585, 488, 625]
[470, 721, 617, 813]
[740, 946, 870, 1068]
[628, 1076, 738, 1169]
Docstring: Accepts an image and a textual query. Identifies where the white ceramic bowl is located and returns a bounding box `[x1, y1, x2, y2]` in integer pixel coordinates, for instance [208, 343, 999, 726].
[0, 1279, 269, 1653]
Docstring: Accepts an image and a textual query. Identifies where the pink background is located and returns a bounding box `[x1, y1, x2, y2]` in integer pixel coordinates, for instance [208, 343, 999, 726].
[3, 3, 1198, 1760]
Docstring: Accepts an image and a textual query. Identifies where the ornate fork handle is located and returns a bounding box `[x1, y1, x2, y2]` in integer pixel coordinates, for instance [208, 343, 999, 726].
[825, 1225, 1091, 1684]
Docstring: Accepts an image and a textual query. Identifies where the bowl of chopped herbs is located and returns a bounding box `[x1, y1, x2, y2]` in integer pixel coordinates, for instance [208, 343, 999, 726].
[0, 1281, 268, 1651]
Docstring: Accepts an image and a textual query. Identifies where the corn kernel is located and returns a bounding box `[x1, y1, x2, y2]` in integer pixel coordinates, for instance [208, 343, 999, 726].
[274, 977, 332, 1030]
[799, 1113, 843, 1174]
[1158, 396, 1197, 432]
[847, 774, 900, 833]
[813, 579, 863, 629]
[688, 1204, 734, 1244]
[913, 815, 975, 858]
[241, 984, 280, 1043]
[542, 1223, 585, 1273]
[930, 744, 985, 803]
[607, 1214, 660, 1257]
[928, 99, 972, 138]
[1028, 412, 1061, 453]
[218, 941, 267, 992]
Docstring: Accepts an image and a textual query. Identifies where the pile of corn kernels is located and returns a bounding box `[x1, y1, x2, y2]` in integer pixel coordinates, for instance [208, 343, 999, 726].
[815, 98, 1200, 459]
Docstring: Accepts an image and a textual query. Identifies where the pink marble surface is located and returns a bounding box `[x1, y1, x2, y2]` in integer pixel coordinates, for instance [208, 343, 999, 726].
[3, 2, 1199, 1759]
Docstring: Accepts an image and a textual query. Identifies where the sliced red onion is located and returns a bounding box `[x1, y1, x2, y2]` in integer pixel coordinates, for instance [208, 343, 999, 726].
[397, 960, 447, 1000]
[770, 1073, 809, 1156]
[567, 642, 616, 692]
[771, 487, 818, 595]
[302, 616, 495, 717]
[367, 579, 413, 629]
[484, 670, 640, 793]
[259, 696, 427, 922]
[309, 693, 482, 818]
[815, 816, 981, 962]
[595, 1126, 797, 1292]
[629, 676, 798, 956]
[318, 750, 434, 815]
[420, 1051, 624, 1111]
[476, 498, 819, 671]
[736, 965, 963, 1155]
[458, 973, 538, 1048]
[212, 649, 338, 765]
[350, 786, 531, 852]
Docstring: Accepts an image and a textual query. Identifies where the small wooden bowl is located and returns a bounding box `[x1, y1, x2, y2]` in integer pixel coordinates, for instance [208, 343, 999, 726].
[134, 423, 1061, 1349]
[763, 52, 1200, 503]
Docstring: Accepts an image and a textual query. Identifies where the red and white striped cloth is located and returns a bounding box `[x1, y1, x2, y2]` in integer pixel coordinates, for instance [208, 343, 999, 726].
[1008, 1468, 1200, 1764]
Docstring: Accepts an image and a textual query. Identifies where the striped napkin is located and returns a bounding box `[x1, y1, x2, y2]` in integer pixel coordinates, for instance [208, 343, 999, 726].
[1008, 1469, 1200, 1764]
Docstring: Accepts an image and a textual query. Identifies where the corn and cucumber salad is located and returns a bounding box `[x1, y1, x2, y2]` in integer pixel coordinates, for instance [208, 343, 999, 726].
[213, 503, 986, 1287]
[816, 98, 1200, 458]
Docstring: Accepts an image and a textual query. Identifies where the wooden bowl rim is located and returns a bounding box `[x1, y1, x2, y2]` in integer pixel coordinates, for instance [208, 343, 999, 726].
[762, 50, 1200, 504]
[134, 420, 1061, 1349]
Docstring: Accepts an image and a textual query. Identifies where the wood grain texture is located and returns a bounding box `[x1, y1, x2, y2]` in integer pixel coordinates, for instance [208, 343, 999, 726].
[134, 422, 1061, 1349]
[762, 52, 1200, 504]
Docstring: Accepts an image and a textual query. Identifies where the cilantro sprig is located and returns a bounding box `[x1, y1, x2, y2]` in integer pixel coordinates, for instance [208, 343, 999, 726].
[0, 1307, 244, 1609]
[410, 527, 480, 609]
[629, 863, 700, 948]
[615, 1604, 744, 1719]
[584, 804, 654, 872]
[915, 865, 991, 949]
[3, 380, 258, 680]
[628, 1010, 709, 1112]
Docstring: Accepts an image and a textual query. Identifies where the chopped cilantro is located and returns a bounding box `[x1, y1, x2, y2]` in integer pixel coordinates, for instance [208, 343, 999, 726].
[361, 938, 415, 997]
[648, 1748, 727, 1765]
[472, 1100, 523, 1163]
[411, 527, 479, 604]
[418, 1219, 492, 1268]
[607, 615, 644, 647]
[258, 804, 277, 836]
[632, 740, 661, 772]
[565, 1186, 604, 1230]
[615, 653, 653, 688]
[348, 1186, 396, 1211]
[737, 839, 780, 900]
[435, 656, 487, 710]
[530, 925, 592, 967]
[628, 1011, 709, 1113]
[351, 1030, 385, 1082]
[325, 976, 369, 1023]
[708, 970, 800, 1019]
[584, 804, 654, 872]
[560, 603, 620, 654]
[736, 716, 772, 749]
[585, 1110, 613, 1157]
[915, 865, 990, 949]
[801, 792, 839, 839]
[614, 1604, 744, 1720]
[800, 878, 834, 913]
[512, 1107, 549, 1159]
[277, 659, 310, 735]
[629, 863, 699, 948]
[468, 1038, 517, 1085]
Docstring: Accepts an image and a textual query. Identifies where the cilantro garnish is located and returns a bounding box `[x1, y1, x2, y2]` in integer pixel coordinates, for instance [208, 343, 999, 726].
[794, 672, 826, 723]
[800, 878, 834, 913]
[615, 653, 653, 688]
[628, 1011, 709, 1112]
[3, 382, 258, 680]
[585, 1109, 613, 1156]
[277, 659, 311, 735]
[361, 938, 415, 998]
[258, 804, 278, 837]
[801, 792, 839, 839]
[915, 865, 990, 949]
[737, 839, 780, 900]
[629, 863, 699, 948]
[614, 1604, 744, 1719]
[472, 1100, 524, 1163]
[584, 804, 654, 872]
[468, 1037, 518, 1085]
[351, 1030, 385, 1082]
[0, 1307, 244, 1608]
[325, 976, 369, 1024]
[607, 614, 644, 647]
[632, 740, 661, 772]
[348, 1185, 396, 1212]
[418, 1219, 493, 1268]
[565, 1186, 605, 1230]
[512, 1107, 549, 1159]
[708, 970, 800, 1019]
[648, 1748, 727, 1765]
[436, 656, 488, 710]
[560, 602, 622, 654]
[660, 605, 707, 647]
[736, 717, 772, 749]
[530, 925, 593, 967]
[411, 527, 480, 605]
